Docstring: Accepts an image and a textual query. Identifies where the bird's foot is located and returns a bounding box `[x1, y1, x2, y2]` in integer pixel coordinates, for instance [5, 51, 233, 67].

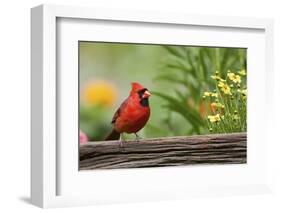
[134, 133, 142, 142]
[118, 139, 124, 148]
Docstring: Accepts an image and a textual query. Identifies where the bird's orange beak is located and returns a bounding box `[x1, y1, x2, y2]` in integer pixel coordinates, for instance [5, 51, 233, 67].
[143, 90, 151, 99]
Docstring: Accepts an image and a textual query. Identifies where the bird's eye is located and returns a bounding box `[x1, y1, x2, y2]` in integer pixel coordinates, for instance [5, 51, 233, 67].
[142, 88, 147, 93]
[137, 88, 147, 98]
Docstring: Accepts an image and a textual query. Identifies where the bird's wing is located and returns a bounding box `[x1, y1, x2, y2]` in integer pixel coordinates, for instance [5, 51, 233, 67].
[111, 98, 128, 124]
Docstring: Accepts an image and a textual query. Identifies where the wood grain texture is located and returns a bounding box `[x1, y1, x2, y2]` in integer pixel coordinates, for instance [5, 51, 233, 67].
[79, 132, 246, 170]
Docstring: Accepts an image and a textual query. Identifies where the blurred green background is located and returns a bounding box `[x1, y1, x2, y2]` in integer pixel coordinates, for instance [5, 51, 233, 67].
[79, 42, 246, 141]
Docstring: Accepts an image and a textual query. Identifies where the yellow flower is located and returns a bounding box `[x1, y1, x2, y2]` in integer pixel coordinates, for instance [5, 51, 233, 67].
[232, 114, 239, 121]
[227, 73, 241, 84]
[211, 93, 218, 98]
[211, 102, 224, 108]
[238, 89, 247, 100]
[238, 69, 246, 76]
[82, 80, 117, 107]
[208, 114, 221, 123]
[211, 75, 226, 82]
[204, 92, 211, 97]
[218, 82, 232, 95]
[204, 92, 218, 98]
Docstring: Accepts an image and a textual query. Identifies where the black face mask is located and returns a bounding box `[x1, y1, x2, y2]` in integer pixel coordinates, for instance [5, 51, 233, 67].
[137, 88, 149, 107]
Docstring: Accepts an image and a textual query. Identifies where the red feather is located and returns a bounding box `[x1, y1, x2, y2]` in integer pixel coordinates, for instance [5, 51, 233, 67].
[105, 82, 151, 140]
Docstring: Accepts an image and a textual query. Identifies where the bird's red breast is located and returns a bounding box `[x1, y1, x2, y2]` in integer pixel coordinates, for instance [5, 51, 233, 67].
[112, 82, 151, 134]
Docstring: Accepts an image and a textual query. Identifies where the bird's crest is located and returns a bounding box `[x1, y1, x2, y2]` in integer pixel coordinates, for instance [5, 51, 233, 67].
[131, 82, 145, 93]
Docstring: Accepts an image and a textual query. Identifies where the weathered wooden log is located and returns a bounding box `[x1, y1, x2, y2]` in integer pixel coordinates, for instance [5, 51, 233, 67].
[79, 132, 246, 170]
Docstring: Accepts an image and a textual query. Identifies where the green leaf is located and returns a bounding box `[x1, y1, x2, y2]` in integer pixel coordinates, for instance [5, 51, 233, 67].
[163, 46, 186, 58]
[153, 91, 204, 131]
[154, 74, 186, 85]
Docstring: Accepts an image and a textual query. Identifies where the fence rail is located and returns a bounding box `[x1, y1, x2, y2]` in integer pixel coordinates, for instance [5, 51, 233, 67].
[79, 132, 246, 170]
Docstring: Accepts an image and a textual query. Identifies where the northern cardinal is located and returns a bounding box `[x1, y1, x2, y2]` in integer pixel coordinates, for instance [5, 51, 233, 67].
[105, 82, 151, 144]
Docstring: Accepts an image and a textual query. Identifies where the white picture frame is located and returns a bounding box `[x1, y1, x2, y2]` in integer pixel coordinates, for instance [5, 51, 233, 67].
[31, 4, 274, 208]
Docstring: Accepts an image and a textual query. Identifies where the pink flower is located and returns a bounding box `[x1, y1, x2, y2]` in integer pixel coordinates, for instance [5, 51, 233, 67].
[80, 130, 88, 144]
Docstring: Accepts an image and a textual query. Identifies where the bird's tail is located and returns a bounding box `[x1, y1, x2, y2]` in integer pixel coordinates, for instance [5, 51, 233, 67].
[105, 129, 120, 141]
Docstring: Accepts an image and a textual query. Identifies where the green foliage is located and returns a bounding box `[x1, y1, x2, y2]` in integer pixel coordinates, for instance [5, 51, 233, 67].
[80, 104, 111, 141]
[153, 46, 246, 135]
[152, 91, 204, 134]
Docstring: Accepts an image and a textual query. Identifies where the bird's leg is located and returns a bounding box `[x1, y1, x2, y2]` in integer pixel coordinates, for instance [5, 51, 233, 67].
[134, 133, 142, 142]
[119, 133, 126, 148]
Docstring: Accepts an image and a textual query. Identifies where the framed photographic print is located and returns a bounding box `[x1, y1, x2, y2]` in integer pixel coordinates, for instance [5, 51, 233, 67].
[31, 4, 274, 208]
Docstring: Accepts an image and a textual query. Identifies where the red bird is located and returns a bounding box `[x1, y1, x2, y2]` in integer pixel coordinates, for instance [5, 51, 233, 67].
[105, 82, 151, 144]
